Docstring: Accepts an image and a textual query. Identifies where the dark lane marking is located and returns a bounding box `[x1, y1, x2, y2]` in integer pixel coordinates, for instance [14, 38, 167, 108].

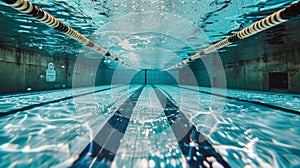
[70, 86, 144, 168]
[0, 88, 71, 98]
[152, 85, 231, 168]
[172, 85, 300, 115]
[0, 85, 124, 117]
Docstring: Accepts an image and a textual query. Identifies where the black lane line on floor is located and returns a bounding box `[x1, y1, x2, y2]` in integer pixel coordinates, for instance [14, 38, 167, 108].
[172, 85, 300, 115]
[70, 86, 144, 168]
[152, 85, 231, 168]
[0, 85, 124, 117]
[0, 87, 77, 98]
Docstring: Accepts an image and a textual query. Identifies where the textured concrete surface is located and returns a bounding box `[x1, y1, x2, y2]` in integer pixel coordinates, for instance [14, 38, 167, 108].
[0, 46, 105, 94]
[183, 18, 300, 93]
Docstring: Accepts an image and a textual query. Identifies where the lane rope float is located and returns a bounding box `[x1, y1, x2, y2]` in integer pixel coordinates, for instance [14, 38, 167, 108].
[1, 0, 131, 67]
[164, 1, 300, 71]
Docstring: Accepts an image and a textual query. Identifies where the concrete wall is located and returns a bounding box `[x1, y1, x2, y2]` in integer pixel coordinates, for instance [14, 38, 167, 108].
[146, 70, 178, 84]
[180, 53, 227, 88]
[225, 46, 300, 93]
[182, 20, 300, 93]
[180, 62, 209, 86]
[103, 69, 179, 85]
[0, 45, 105, 94]
[219, 21, 300, 93]
[71, 54, 105, 88]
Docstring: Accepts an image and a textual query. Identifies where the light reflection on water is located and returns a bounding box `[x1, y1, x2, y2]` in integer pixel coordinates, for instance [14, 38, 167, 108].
[160, 85, 300, 167]
[0, 85, 299, 167]
[0, 85, 139, 167]
[0, 0, 300, 167]
[1, 0, 298, 67]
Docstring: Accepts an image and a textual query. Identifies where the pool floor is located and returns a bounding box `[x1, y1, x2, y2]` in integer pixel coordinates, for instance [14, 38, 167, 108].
[0, 85, 300, 167]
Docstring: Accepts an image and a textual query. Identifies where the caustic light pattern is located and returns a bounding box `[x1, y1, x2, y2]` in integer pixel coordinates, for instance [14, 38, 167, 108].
[0, 85, 300, 167]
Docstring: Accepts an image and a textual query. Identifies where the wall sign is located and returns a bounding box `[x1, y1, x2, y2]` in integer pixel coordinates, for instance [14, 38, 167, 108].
[46, 62, 56, 82]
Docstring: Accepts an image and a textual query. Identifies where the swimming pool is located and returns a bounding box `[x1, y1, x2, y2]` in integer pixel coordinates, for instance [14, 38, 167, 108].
[1, 0, 300, 167]
[0, 85, 299, 167]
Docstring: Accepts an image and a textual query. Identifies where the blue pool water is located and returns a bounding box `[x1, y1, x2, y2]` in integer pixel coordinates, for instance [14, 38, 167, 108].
[1, 0, 300, 167]
[0, 85, 299, 167]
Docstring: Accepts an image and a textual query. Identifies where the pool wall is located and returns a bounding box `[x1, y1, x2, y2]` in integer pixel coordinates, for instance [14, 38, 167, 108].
[1, 12, 300, 94]
[0, 45, 106, 94]
[182, 19, 300, 93]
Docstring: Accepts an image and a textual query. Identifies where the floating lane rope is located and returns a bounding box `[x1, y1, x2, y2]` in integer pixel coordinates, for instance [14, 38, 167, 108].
[164, 1, 300, 71]
[1, 0, 130, 67]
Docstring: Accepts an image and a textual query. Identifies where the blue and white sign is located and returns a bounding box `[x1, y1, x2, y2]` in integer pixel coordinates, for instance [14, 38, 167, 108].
[46, 63, 56, 82]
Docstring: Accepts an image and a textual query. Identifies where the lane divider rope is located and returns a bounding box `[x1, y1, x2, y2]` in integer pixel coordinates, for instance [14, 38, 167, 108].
[1, 0, 131, 67]
[164, 1, 300, 71]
